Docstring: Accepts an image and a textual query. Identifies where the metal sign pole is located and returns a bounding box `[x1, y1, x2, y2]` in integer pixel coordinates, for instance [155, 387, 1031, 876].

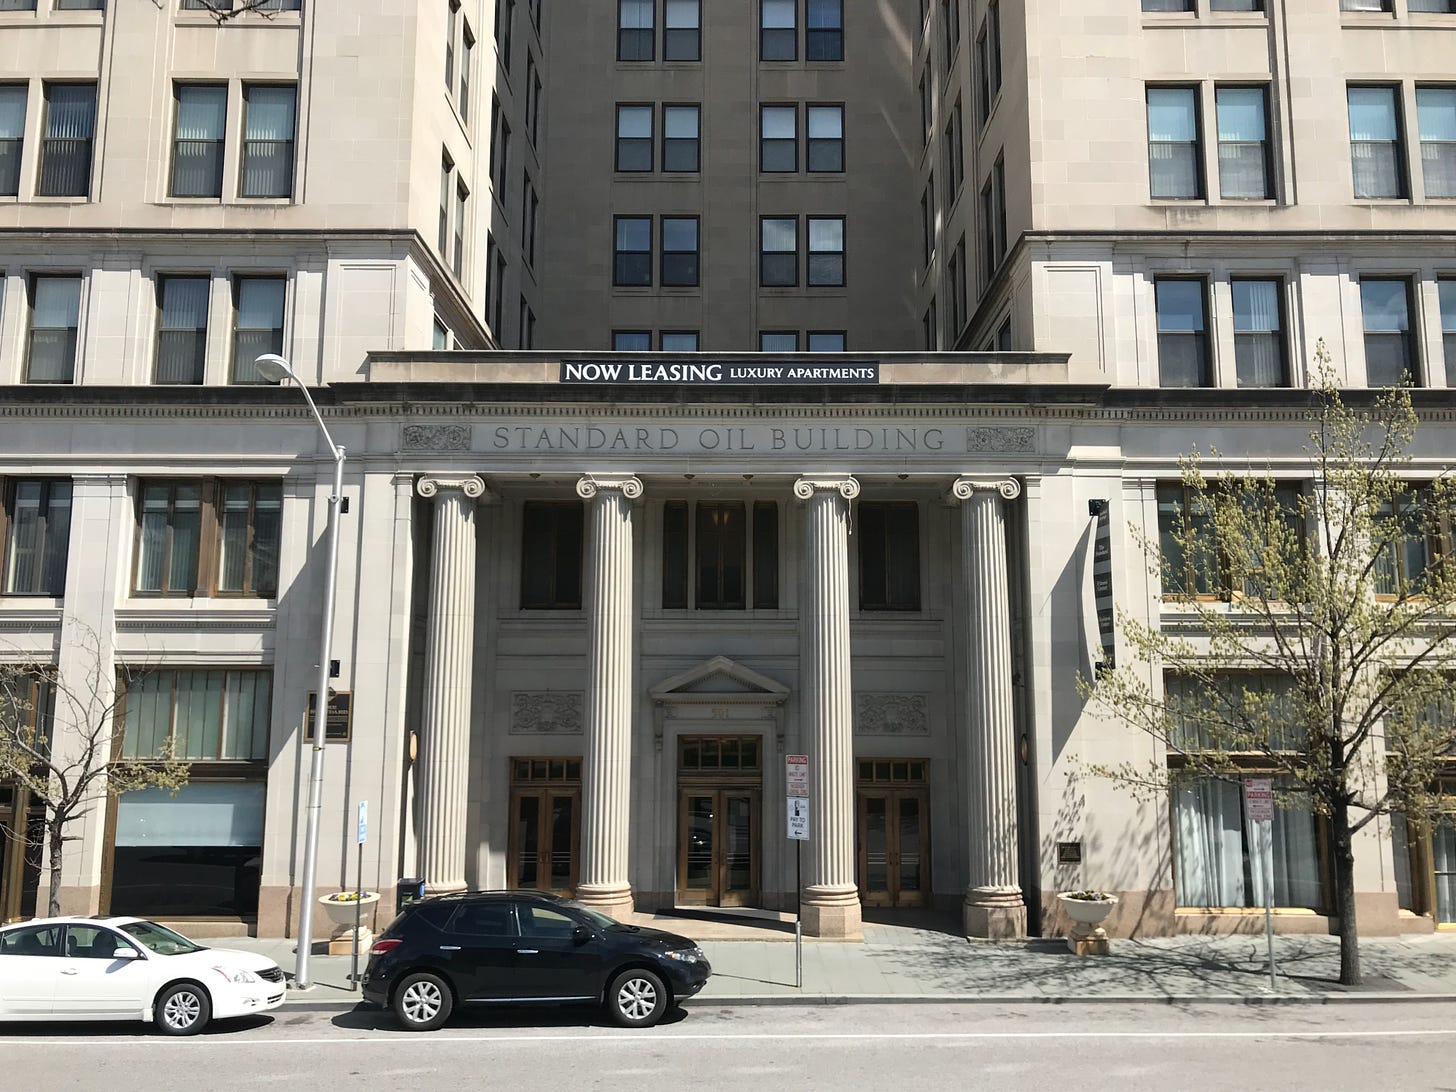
[1263, 818, 1277, 991]
[796, 841, 802, 990]
[352, 801, 367, 991]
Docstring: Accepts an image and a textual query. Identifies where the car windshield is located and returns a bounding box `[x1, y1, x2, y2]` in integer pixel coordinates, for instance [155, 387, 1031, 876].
[563, 902, 622, 930]
[117, 920, 205, 956]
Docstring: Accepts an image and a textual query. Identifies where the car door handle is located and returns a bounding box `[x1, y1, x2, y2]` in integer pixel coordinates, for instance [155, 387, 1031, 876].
[60, 968, 78, 975]
[516, 949, 540, 955]
[439, 945, 462, 952]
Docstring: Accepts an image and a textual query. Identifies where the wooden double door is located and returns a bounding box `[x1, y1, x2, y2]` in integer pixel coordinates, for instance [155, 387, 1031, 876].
[676, 735, 763, 908]
[856, 759, 931, 908]
[0, 785, 42, 923]
[507, 758, 582, 897]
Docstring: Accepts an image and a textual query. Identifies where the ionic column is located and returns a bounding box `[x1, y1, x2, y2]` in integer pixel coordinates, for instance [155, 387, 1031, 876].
[417, 474, 487, 894]
[950, 477, 1026, 939]
[794, 476, 862, 939]
[575, 474, 643, 919]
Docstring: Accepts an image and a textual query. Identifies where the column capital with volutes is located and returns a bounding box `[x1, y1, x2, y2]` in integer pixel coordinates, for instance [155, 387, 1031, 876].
[418, 473, 490, 501]
[793, 476, 861, 501]
[576, 475, 643, 501]
[947, 477, 1021, 504]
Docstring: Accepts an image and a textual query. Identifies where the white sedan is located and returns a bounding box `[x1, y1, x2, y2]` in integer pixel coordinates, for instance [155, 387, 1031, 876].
[0, 916, 286, 1034]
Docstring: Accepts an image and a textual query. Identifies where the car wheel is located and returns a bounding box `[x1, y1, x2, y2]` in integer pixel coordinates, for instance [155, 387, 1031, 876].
[607, 967, 668, 1028]
[154, 982, 211, 1036]
[393, 972, 453, 1032]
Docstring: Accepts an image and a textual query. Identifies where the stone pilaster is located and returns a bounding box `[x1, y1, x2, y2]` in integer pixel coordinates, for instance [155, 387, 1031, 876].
[794, 476, 862, 939]
[574, 474, 643, 919]
[950, 476, 1026, 939]
[416, 473, 487, 894]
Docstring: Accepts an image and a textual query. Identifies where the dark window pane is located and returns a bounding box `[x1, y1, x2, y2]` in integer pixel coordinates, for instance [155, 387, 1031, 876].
[1147, 86, 1201, 199]
[39, 84, 95, 198]
[662, 500, 688, 608]
[859, 502, 920, 610]
[1155, 279, 1209, 387]
[1361, 278, 1416, 385]
[696, 502, 746, 609]
[753, 501, 778, 609]
[521, 502, 583, 609]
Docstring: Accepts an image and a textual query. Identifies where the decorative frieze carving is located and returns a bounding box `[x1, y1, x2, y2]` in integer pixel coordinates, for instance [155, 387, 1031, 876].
[510, 692, 584, 734]
[856, 693, 930, 735]
[402, 424, 471, 452]
[965, 426, 1035, 453]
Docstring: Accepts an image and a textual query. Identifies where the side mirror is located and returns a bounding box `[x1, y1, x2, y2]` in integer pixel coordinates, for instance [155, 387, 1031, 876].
[114, 946, 141, 960]
[572, 925, 593, 946]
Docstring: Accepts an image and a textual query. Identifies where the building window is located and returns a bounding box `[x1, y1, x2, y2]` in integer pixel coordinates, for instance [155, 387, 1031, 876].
[1154, 277, 1210, 387]
[0, 84, 23, 197]
[1361, 277, 1417, 386]
[1341, 0, 1392, 10]
[997, 317, 1012, 350]
[445, 0, 458, 87]
[528, 63, 542, 146]
[54, 0, 105, 7]
[760, 331, 798, 351]
[807, 331, 845, 352]
[618, 0, 654, 61]
[459, 25, 474, 124]
[1348, 85, 1406, 199]
[1157, 482, 1302, 599]
[1143, 0, 1195, 8]
[806, 104, 843, 171]
[1216, 85, 1271, 199]
[697, 503, 746, 608]
[1232, 278, 1287, 387]
[660, 331, 698, 351]
[453, 181, 469, 279]
[26, 274, 81, 383]
[230, 276, 285, 383]
[944, 100, 963, 197]
[761, 105, 797, 172]
[217, 482, 281, 596]
[1210, 0, 1264, 9]
[980, 155, 1006, 280]
[761, 0, 797, 61]
[2, 479, 71, 597]
[38, 83, 95, 198]
[806, 0, 843, 61]
[613, 330, 650, 350]
[976, 1, 1001, 125]
[492, 249, 507, 334]
[497, 0, 514, 72]
[134, 481, 281, 598]
[1147, 86, 1202, 199]
[520, 299, 535, 349]
[807, 216, 845, 287]
[169, 85, 227, 199]
[1410, 0, 1456, 9]
[1416, 86, 1456, 199]
[614, 216, 653, 286]
[155, 275, 209, 385]
[858, 502, 920, 611]
[523, 181, 538, 267]
[948, 236, 966, 336]
[661, 501, 778, 610]
[921, 179, 936, 266]
[432, 317, 449, 350]
[664, 0, 700, 61]
[521, 501, 583, 609]
[240, 84, 296, 199]
[1439, 279, 1456, 371]
[940, 0, 957, 70]
[616, 104, 653, 171]
[438, 153, 452, 253]
[924, 300, 937, 350]
[760, 217, 798, 286]
[1166, 673, 1324, 911]
[1374, 486, 1449, 598]
[660, 216, 700, 286]
[662, 105, 700, 172]
[491, 110, 511, 193]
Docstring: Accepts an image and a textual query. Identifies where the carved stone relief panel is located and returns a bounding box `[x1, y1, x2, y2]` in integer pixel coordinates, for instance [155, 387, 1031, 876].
[965, 426, 1035, 453]
[856, 693, 930, 735]
[402, 424, 472, 452]
[510, 692, 584, 734]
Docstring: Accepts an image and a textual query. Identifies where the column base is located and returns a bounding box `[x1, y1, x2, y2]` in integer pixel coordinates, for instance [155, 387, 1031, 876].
[574, 884, 636, 923]
[800, 885, 862, 939]
[964, 887, 1027, 940]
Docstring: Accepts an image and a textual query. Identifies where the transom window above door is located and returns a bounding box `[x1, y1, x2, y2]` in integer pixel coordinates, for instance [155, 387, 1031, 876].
[679, 736, 762, 773]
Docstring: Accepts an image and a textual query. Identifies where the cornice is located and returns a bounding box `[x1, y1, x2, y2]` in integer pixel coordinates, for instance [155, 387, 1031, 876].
[114, 609, 276, 633]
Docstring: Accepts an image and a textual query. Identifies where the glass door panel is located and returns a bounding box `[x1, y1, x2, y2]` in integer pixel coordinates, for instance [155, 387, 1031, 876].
[684, 795, 716, 897]
[549, 794, 577, 892]
[897, 794, 926, 905]
[721, 794, 758, 906]
[1436, 816, 1456, 925]
[857, 788, 930, 908]
[862, 795, 890, 905]
[514, 794, 540, 888]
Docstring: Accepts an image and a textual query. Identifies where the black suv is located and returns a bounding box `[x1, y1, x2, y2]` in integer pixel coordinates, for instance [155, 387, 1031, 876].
[361, 891, 712, 1030]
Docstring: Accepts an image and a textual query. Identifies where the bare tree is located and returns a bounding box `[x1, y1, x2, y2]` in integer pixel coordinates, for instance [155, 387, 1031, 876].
[152, 0, 295, 23]
[1083, 342, 1456, 986]
[0, 634, 187, 919]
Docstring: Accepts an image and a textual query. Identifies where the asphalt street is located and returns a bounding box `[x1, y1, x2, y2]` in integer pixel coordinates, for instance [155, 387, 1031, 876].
[4, 1002, 1456, 1091]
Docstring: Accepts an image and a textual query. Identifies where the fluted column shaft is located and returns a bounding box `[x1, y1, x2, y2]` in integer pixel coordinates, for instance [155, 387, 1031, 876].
[417, 474, 486, 894]
[575, 475, 642, 916]
[795, 476, 862, 938]
[951, 476, 1025, 938]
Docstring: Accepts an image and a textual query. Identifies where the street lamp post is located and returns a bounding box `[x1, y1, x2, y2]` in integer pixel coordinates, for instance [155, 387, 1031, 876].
[256, 353, 345, 991]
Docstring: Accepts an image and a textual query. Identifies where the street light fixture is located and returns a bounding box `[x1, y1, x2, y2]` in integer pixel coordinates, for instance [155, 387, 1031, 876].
[257, 353, 345, 991]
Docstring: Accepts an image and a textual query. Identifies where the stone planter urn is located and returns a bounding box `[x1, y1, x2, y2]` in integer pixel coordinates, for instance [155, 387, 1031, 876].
[1056, 891, 1118, 956]
[318, 891, 380, 955]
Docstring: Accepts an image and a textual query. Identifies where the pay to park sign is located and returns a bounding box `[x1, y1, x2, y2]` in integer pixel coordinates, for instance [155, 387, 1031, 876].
[786, 755, 809, 841]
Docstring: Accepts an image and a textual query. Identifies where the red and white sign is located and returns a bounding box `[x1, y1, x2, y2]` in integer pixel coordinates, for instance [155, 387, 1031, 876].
[1244, 778, 1274, 823]
[786, 755, 809, 798]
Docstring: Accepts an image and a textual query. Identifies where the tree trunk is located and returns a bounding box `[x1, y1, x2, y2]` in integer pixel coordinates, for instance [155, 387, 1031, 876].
[1331, 801, 1361, 986]
[46, 813, 64, 919]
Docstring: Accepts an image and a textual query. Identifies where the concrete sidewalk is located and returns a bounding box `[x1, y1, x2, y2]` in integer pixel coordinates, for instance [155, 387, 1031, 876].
[215, 914, 1456, 1008]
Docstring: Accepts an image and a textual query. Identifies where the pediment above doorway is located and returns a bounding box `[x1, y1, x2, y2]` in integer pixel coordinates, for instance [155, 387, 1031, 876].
[649, 656, 789, 752]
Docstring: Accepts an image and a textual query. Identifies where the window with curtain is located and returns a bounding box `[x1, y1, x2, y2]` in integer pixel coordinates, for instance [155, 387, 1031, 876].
[38, 83, 95, 198]
[660, 331, 698, 351]
[1348, 85, 1406, 199]
[217, 481, 280, 597]
[1410, 0, 1456, 10]
[240, 84, 295, 199]
[1360, 277, 1416, 386]
[614, 216, 652, 286]
[807, 216, 845, 286]
[808, 331, 846, 351]
[26, 275, 81, 383]
[761, 0, 797, 61]
[616, 104, 653, 171]
[170, 85, 227, 199]
[0, 0, 37, 8]
[1417, 86, 1456, 199]
[453, 181, 468, 279]
[459, 26, 473, 124]
[761, 217, 797, 286]
[135, 480, 281, 597]
[760, 331, 797, 351]
[1210, 0, 1264, 9]
[1216, 86, 1271, 199]
[1374, 486, 1447, 597]
[1232, 278, 1286, 387]
[664, 0, 700, 61]
[121, 669, 271, 762]
[662, 105, 699, 172]
[1155, 277, 1210, 386]
[1142, 0, 1194, 9]
[1440, 279, 1456, 373]
[1341, 0, 1392, 10]
[761, 105, 797, 172]
[154, 275, 209, 384]
[807, 105, 843, 172]
[438, 153, 452, 254]
[660, 216, 699, 286]
[807, 0, 843, 61]
[859, 502, 920, 610]
[0, 84, 25, 198]
[3, 479, 71, 596]
[618, 0, 654, 61]
[231, 276, 285, 383]
[613, 330, 650, 350]
[1147, 86, 1202, 199]
[134, 482, 203, 595]
[520, 502, 583, 609]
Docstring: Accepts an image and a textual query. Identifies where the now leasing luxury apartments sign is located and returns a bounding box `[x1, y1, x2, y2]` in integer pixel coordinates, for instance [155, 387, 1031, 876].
[560, 359, 880, 385]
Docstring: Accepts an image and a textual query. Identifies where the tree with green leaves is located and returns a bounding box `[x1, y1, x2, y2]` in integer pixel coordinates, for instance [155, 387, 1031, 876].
[0, 639, 187, 919]
[1083, 342, 1456, 986]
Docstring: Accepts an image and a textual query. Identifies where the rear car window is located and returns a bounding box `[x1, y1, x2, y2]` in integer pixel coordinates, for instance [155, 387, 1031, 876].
[0, 925, 62, 957]
[446, 902, 517, 938]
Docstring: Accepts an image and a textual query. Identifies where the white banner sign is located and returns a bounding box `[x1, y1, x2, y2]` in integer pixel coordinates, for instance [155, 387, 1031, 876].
[787, 797, 810, 841]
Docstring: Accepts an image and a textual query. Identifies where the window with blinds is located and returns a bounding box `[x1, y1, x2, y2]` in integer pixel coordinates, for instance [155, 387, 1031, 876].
[2, 479, 71, 597]
[155, 275, 210, 384]
[170, 84, 226, 198]
[0, 84, 25, 198]
[38, 83, 95, 198]
[1232, 278, 1286, 387]
[1215, 86, 1272, 199]
[240, 84, 295, 199]
[25, 274, 81, 383]
[1360, 277, 1417, 386]
[1417, 85, 1456, 199]
[231, 276, 286, 383]
[1147, 86, 1202, 199]
[1154, 278, 1210, 387]
[1348, 85, 1406, 199]
[134, 479, 281, 598]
